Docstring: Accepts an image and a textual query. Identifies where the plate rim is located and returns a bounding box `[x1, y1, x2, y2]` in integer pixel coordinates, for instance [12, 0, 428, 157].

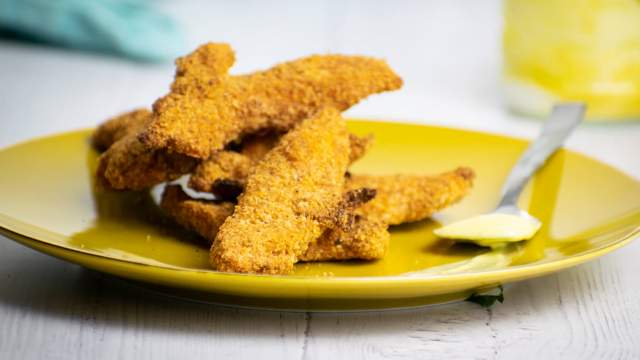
[1, 220, 638, 285]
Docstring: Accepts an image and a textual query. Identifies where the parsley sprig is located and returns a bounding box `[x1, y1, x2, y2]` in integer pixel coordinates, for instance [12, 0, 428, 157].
[465, 285, 504, 308]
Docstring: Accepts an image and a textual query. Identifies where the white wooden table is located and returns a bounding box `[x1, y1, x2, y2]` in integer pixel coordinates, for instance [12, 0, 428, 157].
[1, 1, 638, 359]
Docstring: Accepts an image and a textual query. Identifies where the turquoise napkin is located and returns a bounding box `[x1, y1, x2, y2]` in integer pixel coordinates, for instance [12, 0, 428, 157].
[0, 0, 186, 62]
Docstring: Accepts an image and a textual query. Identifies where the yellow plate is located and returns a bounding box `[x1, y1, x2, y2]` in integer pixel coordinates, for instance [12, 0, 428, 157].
[1, 121, 638, 311]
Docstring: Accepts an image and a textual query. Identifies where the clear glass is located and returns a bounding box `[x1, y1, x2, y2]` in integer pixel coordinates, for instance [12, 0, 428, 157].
[503, 0, 640, 121]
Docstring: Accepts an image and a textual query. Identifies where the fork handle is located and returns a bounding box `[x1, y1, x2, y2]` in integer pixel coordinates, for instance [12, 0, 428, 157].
[497, 103, 585, 210]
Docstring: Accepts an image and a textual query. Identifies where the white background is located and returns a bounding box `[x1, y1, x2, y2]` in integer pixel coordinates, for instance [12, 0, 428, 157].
[0, 1, 639, 359]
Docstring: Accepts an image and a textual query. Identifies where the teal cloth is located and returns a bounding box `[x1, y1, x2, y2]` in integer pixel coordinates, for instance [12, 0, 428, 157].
[0, 0, 186, 62]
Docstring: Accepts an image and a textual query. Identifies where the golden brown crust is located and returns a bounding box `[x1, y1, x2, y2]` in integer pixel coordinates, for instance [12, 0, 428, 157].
[300, 217, 390, 261]
[188, 151, 253, 192]
[140, 43, 236, 158]
[159, 168, 475, 264]
[96, 133, 197, 190]
[211, 108, 351, 274]
[239, 132, 282, 162]
[93, 44, 236, 190]
[91, 108, 200, 190]
[139, 43, 402, 159]
[188, 131, 281, 193]
[160, 185, 235, 239]
[188, 133, 374, 195]
[91, 109, 151, 151]
[160, 184, 388, 262]
[93, 43, 399, 191]
[346, 167, 475, 225]
[328, 188, 377, 231]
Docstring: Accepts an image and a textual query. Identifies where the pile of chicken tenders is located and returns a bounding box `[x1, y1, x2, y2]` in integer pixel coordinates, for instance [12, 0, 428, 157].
[91, 43, 475, 275]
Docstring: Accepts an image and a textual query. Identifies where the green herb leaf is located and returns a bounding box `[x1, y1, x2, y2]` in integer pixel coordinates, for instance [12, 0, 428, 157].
[465, 285, 504, 308]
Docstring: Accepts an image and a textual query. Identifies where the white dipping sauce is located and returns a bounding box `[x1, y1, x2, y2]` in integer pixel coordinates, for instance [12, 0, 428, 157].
[433, 213, 541, 248]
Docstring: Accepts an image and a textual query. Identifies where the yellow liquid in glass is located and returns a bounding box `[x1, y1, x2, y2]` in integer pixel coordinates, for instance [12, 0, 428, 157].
[503, 0, 640, 121]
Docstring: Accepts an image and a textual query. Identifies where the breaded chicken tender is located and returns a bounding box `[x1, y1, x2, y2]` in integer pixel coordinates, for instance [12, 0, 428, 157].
[301, 168, 475, 261]
[190, 154, 474, 226]
[346, 167, 475, 225]
[307, 168, 475, 261]
[188, 132, 374, 195]
[91, 108, 200, 190]
[94, 44, 235, 190]
[96, 133, 197, 190]
[187, 131, 280, 194]
[91, 109, 150, 151]
[303, 187, 389, 261]
[300, 216, 390, 261]
[211, 108, 351, 274]
[160, 185, 235, 239]
[237, 131, 282, 162]
[160, 185, 388, 262]
[94, 44, 400, 191]
[161, 168, 475, 264]
[188, 151, 252, 195]
[88, 43, 477, 271]
[140, 42, 402, 159]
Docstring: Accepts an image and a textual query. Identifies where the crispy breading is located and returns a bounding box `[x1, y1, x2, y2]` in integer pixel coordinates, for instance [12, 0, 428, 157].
[188, 133, 374, 194]
[211, 108, 351, 274]
[346, 167, 475, 225]
[161, 168, 475, 264]
[239, 131, 281, 162]
[93, 44, 235, 190]
[303, 187, 389, 262]
[329, 188, 378, 231]
[188, 151, 253, 193]
[187, 132, 279, 193]
[91, 108, 201, 190]
[91, 109, 150, 151]
[300, 168, 475, 261]
[190, 157, 474, 227]
[188, 132, 282, 195]
[160, 185, 388, 261]
[300, 216, 390, 261]
[160, 185, 235, 239]
[96, 133, 197, 190]
[94, 43, 399, 190]
[139, 42, 402, 159]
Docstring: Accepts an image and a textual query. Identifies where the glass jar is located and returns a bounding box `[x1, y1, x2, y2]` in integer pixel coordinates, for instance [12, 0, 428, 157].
[503, 0, 640, 121]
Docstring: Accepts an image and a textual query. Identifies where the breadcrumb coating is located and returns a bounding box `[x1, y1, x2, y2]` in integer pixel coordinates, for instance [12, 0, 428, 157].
[140, 42, 402, 159]
[211, 108, 351, 274]
[87, 43, 477, 271]
[188, 151, 253, 193]
[328, 188, 378, 231]
[160, 185, 235, 239]
[346, 167, 475, 225]
[91, 108, 150, 151]
[93, 43, 399, 191]
[160, 185, 388, 262]
[300, 216, 390, 261]
[303, 187, 389, 262]
[93, 43, 236, 190]
[160, 168, 475, 264]
[238, 131, 282, 162]
[91, 108, 199, 190]
[187, 131, 280, 194]
[188, 133, 374, 194]
[96, 133, 197, 190]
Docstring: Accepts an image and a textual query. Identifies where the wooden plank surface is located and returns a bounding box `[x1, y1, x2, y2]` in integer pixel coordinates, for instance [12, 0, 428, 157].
[0, 1, 638, 359]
